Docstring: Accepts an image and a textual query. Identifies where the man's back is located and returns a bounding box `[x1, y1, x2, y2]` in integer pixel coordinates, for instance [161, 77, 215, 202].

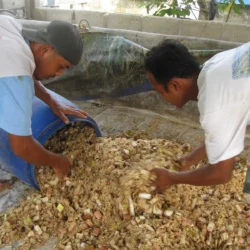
[0, 15, 35, 136]
[0, 15, 35, 77]
[197, 43, 250, 164]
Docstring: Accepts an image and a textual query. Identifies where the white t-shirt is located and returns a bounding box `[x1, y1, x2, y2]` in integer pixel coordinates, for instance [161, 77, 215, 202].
[198, 42, 250, 164]
[0, 15, 35, 136]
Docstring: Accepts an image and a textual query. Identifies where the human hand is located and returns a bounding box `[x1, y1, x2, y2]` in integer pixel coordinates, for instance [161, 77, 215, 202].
[49, 99, 88, 124]
[52, 155, 72, 180]
[151, 168, 174, 193]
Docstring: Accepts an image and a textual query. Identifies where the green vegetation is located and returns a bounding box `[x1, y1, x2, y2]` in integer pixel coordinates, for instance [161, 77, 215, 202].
[140, 0, 246, 21]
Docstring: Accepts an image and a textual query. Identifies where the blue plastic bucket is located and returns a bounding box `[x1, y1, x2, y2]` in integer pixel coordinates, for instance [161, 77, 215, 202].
[0, 91, 102, 190]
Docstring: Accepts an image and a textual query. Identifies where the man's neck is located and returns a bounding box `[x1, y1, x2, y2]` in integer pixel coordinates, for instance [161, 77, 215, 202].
[189, 71, 200, 102]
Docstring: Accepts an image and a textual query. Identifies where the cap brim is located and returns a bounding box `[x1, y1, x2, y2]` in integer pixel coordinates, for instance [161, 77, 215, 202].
[22, 28, 47, 44]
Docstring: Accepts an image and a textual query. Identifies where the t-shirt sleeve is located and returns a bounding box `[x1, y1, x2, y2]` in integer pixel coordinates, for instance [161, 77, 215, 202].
[200, 104, 250, 164]
[0, 76, 34, 136]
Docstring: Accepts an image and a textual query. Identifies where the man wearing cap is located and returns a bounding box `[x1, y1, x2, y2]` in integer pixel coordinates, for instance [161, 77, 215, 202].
[0, 15, 85, 191]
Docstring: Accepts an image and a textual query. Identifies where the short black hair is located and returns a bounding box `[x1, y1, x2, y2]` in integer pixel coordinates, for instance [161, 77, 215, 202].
[144, 39, 200, 89]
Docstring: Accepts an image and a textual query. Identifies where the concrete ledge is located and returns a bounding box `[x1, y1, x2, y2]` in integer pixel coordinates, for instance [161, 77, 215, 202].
[105, 13, 142, 31]
[34, 8, 74, 21]
[75, 10, 106, 27]
[221, 23, 250, 42]
[178, 20, 223, 40]
[32, 7, 250, 43]
[142, 16, 179, 36]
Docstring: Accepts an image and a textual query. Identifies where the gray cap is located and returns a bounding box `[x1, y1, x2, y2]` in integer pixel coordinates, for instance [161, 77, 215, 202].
[22, 20, 83, 65]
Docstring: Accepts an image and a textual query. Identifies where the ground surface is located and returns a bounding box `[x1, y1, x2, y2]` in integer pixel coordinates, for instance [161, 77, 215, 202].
[0, 99, 249, 249]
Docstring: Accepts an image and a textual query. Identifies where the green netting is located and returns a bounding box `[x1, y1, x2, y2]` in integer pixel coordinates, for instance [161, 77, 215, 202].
[44, 32, 224, 100]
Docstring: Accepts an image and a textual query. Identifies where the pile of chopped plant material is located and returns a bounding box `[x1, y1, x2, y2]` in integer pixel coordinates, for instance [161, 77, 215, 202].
[0, 123, 250, 250]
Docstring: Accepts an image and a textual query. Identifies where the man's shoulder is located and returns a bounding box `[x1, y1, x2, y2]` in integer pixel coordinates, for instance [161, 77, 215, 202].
[232, 42, 250, 80]
[197, 48, 235, 97]
[0, 15, 21, 24]
[0, 20, 35, 78]
[199, 43, 250, 78]
[0, 15, 16, 21]
[0, 15, 22, 31]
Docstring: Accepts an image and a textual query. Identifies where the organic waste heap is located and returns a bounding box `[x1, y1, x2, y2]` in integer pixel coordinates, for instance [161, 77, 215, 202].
[0, 123, 249, 250]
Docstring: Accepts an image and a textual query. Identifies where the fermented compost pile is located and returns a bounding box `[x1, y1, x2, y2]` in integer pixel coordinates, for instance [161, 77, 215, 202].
[0, 123, 250, 250]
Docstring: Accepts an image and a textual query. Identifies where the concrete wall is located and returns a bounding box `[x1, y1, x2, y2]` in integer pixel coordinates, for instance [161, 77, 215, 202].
[3, 1, 249, 43]
[216, 5, 250, 25]
[58, 0, 148, 15]
[2, 0, 25, 9]
[2, 0, 250, 44]
[32, 7, 250, 43]
[0, 0, 33, 18]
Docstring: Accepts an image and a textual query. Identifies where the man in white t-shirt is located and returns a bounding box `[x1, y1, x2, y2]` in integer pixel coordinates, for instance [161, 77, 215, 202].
[0, 15, 86, 191]
[145, 39, 250, 193]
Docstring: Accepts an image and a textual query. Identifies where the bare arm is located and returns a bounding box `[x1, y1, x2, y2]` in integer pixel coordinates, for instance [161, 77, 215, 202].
[9, 134, 71, 179]
[152, 157, 235, 192]
[178, 142, 207, 171]
[172, 157, 234, 185]
[34, 78, 53, 105]
[34, 79, 87, 123]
